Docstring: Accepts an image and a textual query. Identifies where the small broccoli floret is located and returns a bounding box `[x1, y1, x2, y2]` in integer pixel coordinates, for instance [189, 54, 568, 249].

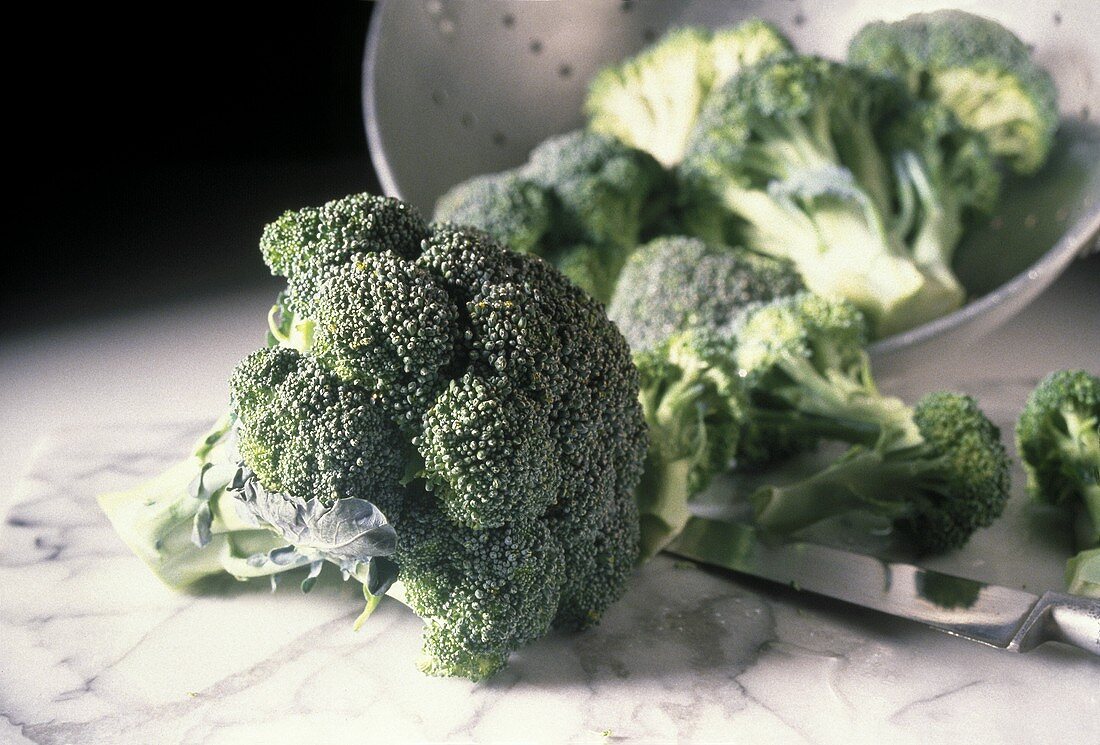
[732, 293, 923, 466]
[679, 55, 970, 336]
[1016, 370, 1100, 596]
[633, 329, 745, 559]
[523, 130, 671, 251]
[229, 346, 408, 513]
[607, 235, 804, 352]
[553, 244, 624, 305]
[752, 391, 1010, 553]
[849, 10, 1059, 174]
[432, 171, 554, 255]
[585, 21, 791, 167]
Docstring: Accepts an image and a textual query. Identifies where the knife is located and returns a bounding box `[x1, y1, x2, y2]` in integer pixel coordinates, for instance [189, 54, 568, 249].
[666, 517, 1100, 656]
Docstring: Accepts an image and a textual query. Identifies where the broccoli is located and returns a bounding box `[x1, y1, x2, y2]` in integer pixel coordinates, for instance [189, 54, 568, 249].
[431, 171, 554, 255]
[1016, 370, 1100, 597]
[100, 194, 649, 680]
[433, 130, 669, 303]
[731, 293, 924, 466]
[848, 10, 1059, 174]
[633, 329, 744, 559]
[752, 391, 1011, 554]
[678, 54, 987, 337]
[523, 129, 671, 251]
[607, 235, 804, 353]
[585, 21, 792, 167]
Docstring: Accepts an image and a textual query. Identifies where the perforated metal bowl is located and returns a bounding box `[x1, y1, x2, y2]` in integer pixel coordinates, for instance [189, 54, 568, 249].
[363, 0, 1100, 374]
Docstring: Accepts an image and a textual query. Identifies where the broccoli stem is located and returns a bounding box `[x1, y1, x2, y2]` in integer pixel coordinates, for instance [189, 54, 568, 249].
[1060, 408, 1100, 542]
[774, 353, 924, 450]
[635, 450, 697, 561]
[752, 448, 924, 534]
[97, 418, 287, 589]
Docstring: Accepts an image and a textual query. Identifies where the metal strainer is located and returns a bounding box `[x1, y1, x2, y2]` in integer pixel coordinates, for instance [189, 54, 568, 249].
[363, 0, 1100, 372]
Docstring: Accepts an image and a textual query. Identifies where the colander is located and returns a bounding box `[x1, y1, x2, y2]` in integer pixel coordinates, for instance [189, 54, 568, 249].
[363, 0, 1100, 374]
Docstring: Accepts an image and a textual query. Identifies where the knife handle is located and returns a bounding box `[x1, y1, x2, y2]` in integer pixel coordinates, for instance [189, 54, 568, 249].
[1011, 591, 1100, 656]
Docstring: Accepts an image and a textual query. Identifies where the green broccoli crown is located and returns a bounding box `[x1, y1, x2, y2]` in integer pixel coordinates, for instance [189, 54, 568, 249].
[752, 390, 1009, 554]
[585, 21, 791, 167]
[848, 10, 1058, 174]
[1016, 370, 1100, 509]
[633, 328, 745, 559]
[229, 346, 407, 514]
[608, 235, 804, 353]
[432, 171, 555, 256]
[523, 129, 670, 250]
[234, 199, 648, 679]
[899, 392, 1012, 551]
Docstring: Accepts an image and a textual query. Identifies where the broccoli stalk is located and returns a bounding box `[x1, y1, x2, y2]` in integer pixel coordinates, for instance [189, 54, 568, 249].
[97, 414, 291, 589]
[732, 294, 925, 466]
[752, 392, 1010, 554]
[633, 331, 743, 560]
[1016, 370, 1100, 596]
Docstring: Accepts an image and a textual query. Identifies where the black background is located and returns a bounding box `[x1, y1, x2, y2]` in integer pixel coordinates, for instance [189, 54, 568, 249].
[10, 2, 378, 336]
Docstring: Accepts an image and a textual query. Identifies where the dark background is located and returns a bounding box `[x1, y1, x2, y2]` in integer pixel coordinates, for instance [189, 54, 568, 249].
[10, 2, 378, 336]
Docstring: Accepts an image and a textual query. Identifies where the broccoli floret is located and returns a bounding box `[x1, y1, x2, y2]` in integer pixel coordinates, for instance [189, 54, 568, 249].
[633, 329, 745, 559]
[585, 21, 791, 167]
[1016, 370, 1100, 596]
[849, 10, 1059, 174]
[432, 171, 554, 255]
[752, 391, 1011, 553]
[433, 131, 670, 304]
[523, 130, 671, 252]
[607, 235, 804, 352]
[101, 195, 649, 681]
[732, 293, 923, 466]
[678, 54, 969, 337]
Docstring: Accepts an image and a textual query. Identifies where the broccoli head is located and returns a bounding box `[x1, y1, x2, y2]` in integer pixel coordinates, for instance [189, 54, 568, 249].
[678, 54, 971, 337]
[102, 194, 649, 681]
[1016, 370, 1100, 596]
[849, 10, 1059, 174]
[752, 391, 1011, 554]
[585, 21, 791, 167]
[607, 235, 804, 353]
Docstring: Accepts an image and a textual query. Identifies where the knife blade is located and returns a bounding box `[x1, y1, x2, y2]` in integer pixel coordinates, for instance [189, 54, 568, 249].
[666, 517, 1100, 656]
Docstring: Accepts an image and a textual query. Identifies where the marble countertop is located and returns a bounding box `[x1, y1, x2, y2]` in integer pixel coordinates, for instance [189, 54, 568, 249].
[1, 256, 1098, 744]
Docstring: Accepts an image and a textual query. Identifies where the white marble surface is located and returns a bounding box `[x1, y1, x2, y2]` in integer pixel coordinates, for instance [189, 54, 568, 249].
[1, 257, 1098, 744]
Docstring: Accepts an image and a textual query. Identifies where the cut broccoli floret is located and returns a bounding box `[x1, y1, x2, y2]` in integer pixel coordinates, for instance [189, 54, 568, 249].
[633, 329, 745, 559]
[1016, 370, 1100, 596]
[732, 293, 923, 466]
[586, 21, 791, 167]
[101, 195, 649, 681]
[849, 10, 1059, 174]
[608, 235, 804, 353]
[752, 391, 1011, 553]
[679, 55, 969, 336]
